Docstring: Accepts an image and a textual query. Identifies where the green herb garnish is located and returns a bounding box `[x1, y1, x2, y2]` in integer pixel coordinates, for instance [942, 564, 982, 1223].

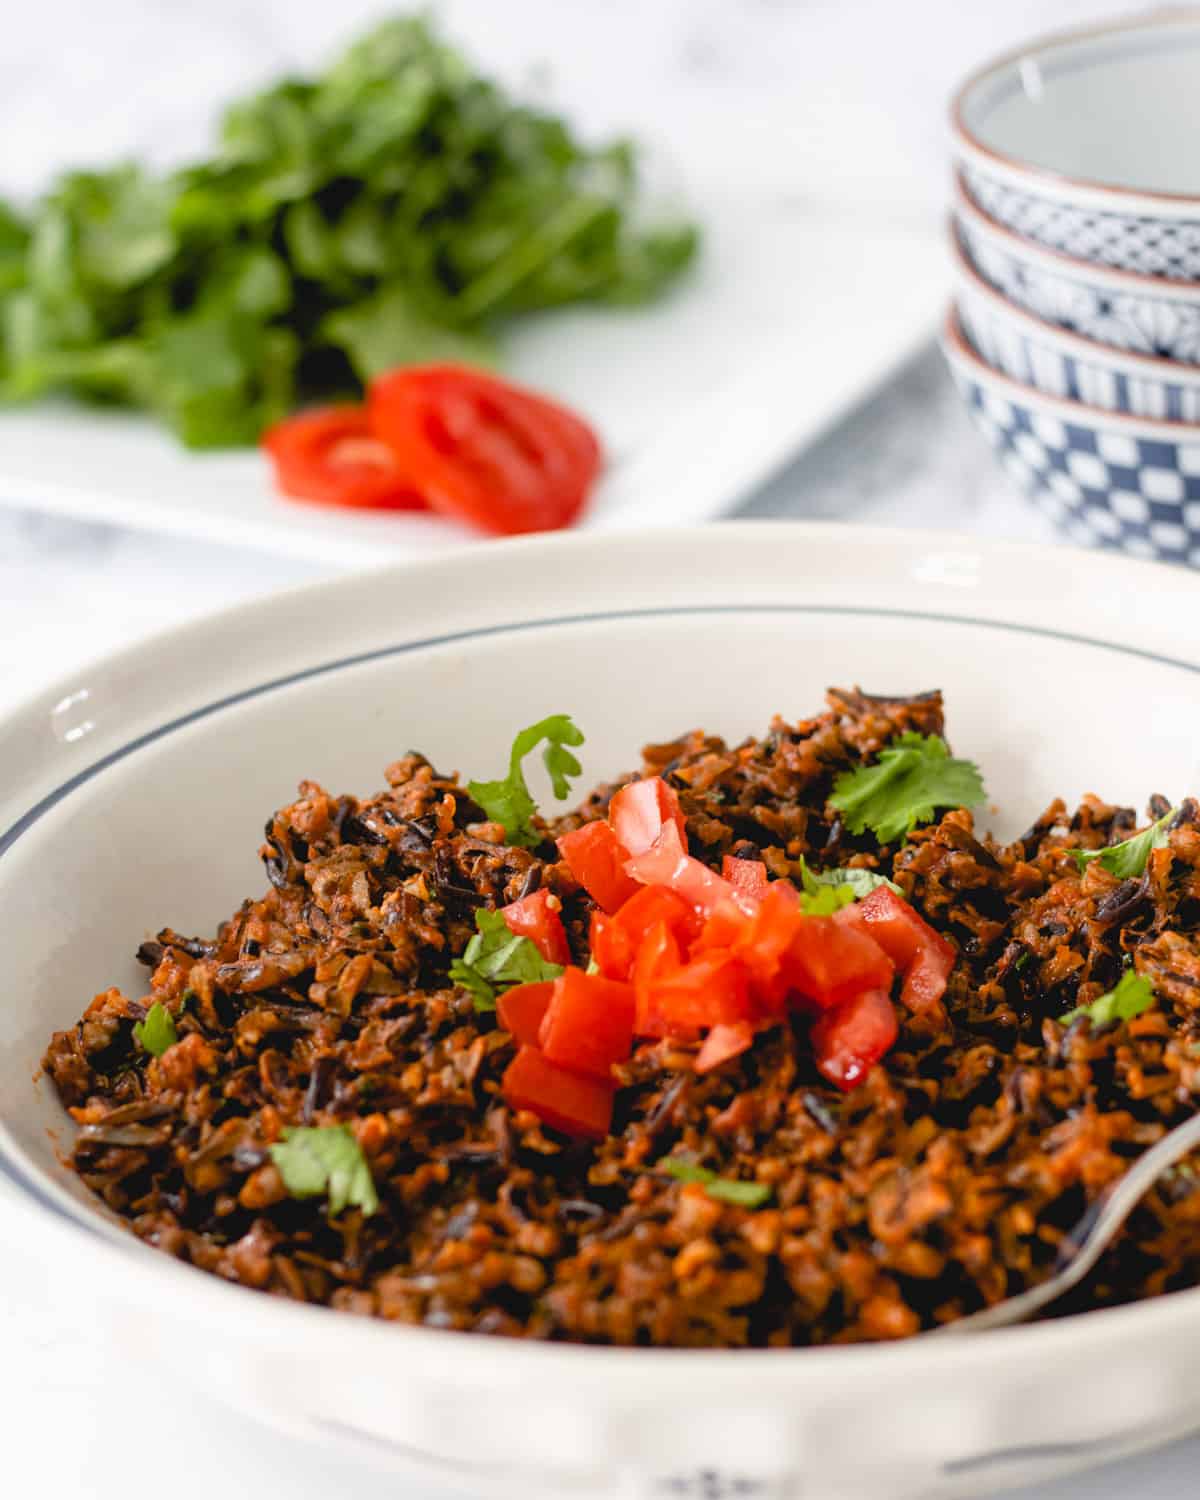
[132, 1001, 178, 1058]
[449, 908, 565, 1012]
[797, 856, 902, 910]
[467, 714, 584, 847]
[1068, 808, 1176, 879]
[269, 1124, 379, 1216]
[1059, 970, 1155, 1028]
[658, 1158, 772, 1208]
[0, 18, 698, 448]
[829, 733, 986, 845]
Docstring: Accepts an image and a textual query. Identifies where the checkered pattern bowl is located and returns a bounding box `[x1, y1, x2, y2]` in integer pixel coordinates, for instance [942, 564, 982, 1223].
[943, 310, 1200, 565]
[951, 13, 1200, 281]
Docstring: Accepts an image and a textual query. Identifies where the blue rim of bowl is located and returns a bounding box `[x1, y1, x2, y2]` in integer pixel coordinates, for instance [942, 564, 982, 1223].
[4, 599, 1200, 1241]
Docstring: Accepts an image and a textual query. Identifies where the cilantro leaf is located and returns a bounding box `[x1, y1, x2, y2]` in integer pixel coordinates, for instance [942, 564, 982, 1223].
[799, 882, 856, 916]
[829, 733, 986, 845]
[269, 1124, 379, 1216]
[467, 714, 584, 847]
[1059, 970, 1155, 1028]
[132, 1002, 178, 1058]
[658, 1157, 772, 1209]
[1069, 808, 1176, 879]
[449, 908, 565, 1012]
[797, 856, 902, 912]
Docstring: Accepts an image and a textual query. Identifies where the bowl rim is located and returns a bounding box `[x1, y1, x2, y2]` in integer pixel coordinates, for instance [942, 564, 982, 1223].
[953, 176, 1200, 303]
[943, 303, 1200, 438]
[949, 7, 1200, 214]
[7, 521, 1200, 1391]
[949, 226, 1200, 387]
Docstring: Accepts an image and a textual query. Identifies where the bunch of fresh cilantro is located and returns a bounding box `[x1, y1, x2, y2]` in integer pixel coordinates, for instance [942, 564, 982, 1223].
[0, 17, 698, 448]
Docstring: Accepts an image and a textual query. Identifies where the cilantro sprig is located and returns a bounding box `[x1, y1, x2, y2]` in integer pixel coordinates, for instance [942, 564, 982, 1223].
[658, 1157, 772, 1208]
[829, 733, 986, 845]
[1069, 807, 1176, 879]
[269, 1124, 379, 1216]
[468, 714, 584, 847]
[1059, 970, 1155, 1028]
[133, 1002, 178, 1058]
[449, 908, 565, 1012]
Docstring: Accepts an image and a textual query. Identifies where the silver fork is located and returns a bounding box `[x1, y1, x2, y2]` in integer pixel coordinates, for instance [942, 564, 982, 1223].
[934, 1109, 1200, 1335]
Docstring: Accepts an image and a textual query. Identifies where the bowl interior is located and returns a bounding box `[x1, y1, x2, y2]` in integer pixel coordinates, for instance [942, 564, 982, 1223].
[960, 19, 1200, 196]
[4, 600, 1200, 1216]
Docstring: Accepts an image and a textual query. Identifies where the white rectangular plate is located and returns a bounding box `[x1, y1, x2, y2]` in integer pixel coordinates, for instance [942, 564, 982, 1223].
[0, 201, 942, 565]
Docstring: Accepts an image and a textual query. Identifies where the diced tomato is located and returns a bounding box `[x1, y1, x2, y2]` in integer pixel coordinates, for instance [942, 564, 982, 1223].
[369, 365, 601, 536]
[263, 406, 425, 510]
[695, 1020, 757, 1074]
[645, 949, 754, 1031]
[627, 823, 735, 917]
[538, 967, 636, 1081]
[502, 1045, 614, 1138]
[501, 888, 570, 966]
[608, 777, 687, 857]
[633, 920, 685, 1037]
[496, 980, 556, 1048]
[721, 855, 770, 898]
[557, 821, 639, 914]
[810, 988, 898, 1090]
[592, 885, 700, 983]
[718, 884, 805, 1016]
[836, 888, 956, 1013]
[784, 916, 895, 1011]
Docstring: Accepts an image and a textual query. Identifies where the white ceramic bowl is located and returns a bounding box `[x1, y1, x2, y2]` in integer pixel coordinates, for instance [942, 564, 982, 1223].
[951, 231, 1200, 421]
[6, 524, 1200, 1499]
[943, 310, 1200, 563]
[952, 12, 1200, 280]
[954, 182, 1200, 365]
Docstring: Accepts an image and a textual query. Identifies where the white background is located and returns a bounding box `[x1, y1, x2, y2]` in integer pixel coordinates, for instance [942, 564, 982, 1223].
[3, 3, 1198, 1497]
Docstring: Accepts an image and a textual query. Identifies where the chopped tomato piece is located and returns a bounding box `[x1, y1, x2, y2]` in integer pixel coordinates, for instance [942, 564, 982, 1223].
[592, 885, 700, 982]
[608, 777, 687, 857]
[496, 980, 555, 1048]
[501, 888, 570, 966]
[538, 967, 636, 1081]
[263, 406, 425, 510]
[557, 821, 639, 914]
[721, 855, 770, 898]
[695, 1020, 757, 1074]
[627, 822, 734, 916]
[370, 365, 601, 535]
[836, 887, 956, 1013]
[784, 916, 895, 1011]
[632, 920, 685, 1037]
[712, 884, 804, 1016]
[810, 988, 898, 1091]
[645, 949, 754, 1031]
[502, 1045, 613, 1139]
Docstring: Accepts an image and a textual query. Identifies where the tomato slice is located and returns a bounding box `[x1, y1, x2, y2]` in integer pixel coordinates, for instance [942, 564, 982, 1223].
[721, 855, 770, 899]
[835, 888, 955, 1013]
[262, 406, 424, 510]
[501, 888, 570, 966]
[784, 916, 895, 1011]
[694, 1020, 757, 1074]
[538, 967, 636, 1081]
[496, 979, 556, 1047]
[810, 988, 898, 1091]
[608, 777, 688, 857]
[502, 1044, 614, 1139]
[557, 821, 640, 914]
[369, 365, 601, 535]
[626, 822, 734, 917]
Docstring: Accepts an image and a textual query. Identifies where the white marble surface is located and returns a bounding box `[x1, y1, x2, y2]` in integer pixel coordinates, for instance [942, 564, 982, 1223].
[3, 3, 1198, 1498]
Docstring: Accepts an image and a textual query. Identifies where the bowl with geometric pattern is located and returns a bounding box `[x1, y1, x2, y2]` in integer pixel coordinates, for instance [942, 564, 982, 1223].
[943, 309, 1200, 566]
[952, 233, 1200, 422]
[951, 12, 1200, 281]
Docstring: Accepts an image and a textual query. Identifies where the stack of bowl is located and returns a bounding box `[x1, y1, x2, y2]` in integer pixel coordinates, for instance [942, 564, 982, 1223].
[944, 12, 1200, 565]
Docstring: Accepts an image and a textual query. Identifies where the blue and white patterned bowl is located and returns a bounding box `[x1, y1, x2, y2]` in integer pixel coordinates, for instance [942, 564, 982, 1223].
[951, 13, 1200, 281]
[943, 309, 1200, 566]
[955, 184, 1200, 366]
[952, 232, 1200, 422]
